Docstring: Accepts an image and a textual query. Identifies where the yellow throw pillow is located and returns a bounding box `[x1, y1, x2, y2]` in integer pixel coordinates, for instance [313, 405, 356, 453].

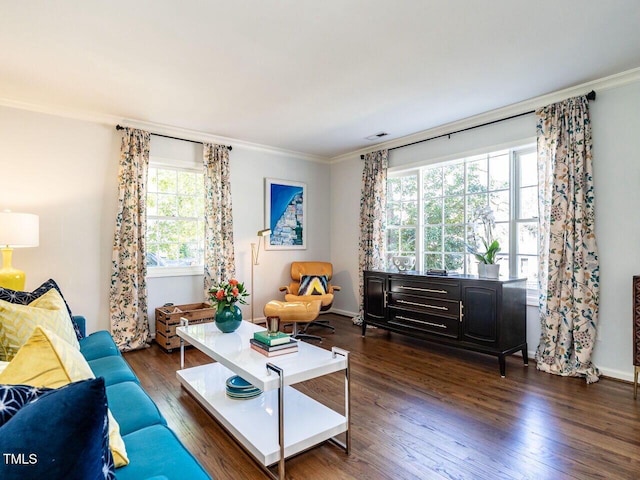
[0, 326, 129, 467]
[0, 288, 79, 361]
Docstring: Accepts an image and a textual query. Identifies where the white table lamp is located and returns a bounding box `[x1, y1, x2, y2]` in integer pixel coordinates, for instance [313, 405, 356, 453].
[0, 211, 39, 290]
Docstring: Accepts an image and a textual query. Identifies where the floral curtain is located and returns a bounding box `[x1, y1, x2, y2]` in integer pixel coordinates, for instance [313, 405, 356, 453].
[203, 143, 235, 299]
[353, 149, 388, 325]
[110, 128, 151, 351]
[536, 95, 600, 383]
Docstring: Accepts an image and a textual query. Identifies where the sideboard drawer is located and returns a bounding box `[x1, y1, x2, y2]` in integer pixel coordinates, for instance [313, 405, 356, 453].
[388, 308, 459, 338]
[389, 277, 460, 300]
[389, 292, 460, 319]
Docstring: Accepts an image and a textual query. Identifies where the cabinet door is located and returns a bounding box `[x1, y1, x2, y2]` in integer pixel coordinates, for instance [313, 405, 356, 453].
[364, 274, 387, 323]
[461, 285, 498, 344]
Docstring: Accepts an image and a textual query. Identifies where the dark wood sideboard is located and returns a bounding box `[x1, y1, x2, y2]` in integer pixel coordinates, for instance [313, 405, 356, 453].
[633, 276, 640, 399]
[363, 270, 527, 376]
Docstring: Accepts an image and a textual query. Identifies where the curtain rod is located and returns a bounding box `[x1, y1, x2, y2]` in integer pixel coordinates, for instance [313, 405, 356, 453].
[115, 125, 232, 150]
[360, 90, 596, 159]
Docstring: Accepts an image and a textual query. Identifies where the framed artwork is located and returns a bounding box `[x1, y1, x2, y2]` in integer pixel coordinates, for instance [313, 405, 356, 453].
[264, 178, 307, 250]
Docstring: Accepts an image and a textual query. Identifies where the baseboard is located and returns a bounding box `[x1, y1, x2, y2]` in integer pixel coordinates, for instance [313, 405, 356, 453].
[328, 308, 358, 318]
[522, 348, 632, 382]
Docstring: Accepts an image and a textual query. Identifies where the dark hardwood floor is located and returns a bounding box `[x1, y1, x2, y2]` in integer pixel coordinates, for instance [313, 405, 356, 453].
[124, 314, 640, 480]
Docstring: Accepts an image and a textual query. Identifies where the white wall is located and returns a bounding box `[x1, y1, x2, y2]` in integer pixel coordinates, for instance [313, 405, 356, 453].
[0, 106, 120, 334]
[0, 107, 331, 336]
[330, 77, 640, 380]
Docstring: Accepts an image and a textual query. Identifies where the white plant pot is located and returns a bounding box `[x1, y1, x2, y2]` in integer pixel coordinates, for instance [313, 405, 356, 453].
[477, 263, 487, 277]
[485, 263, 500, 279]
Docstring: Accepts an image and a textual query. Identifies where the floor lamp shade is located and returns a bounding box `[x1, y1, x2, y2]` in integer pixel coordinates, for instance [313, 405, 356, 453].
[0, 211, 39, 291]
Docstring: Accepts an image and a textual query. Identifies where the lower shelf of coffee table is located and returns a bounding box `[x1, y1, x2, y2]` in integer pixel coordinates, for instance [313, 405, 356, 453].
[177, 362, 347, 466]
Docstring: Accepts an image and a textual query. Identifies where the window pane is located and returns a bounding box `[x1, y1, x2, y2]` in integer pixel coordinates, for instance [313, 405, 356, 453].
[489, 191, 509, 222]
[466, 159, 487, 193]
[158, 194, 177, 217]
[178, 195, 196, 217]
[386, 229, 399, 252]
[424, 198, 442, 225]
[388, 178, 402, 201]
[387, 203, 401, 226]
[402, 201, 418, 225]
[519, 151, 538, 187]
[424, 226, 442, 252]
[424, 253, 442, 270]
[157, 169, 177, 193]
[401, 176, 418, 200]
[520, 186, 538, 219]
[148, 168, 158, 192]
[494, 223, 509, 255]
[444, 164, 464, 196]
[489, 153, 510, 190]
[517, 255, 539, 287]
[444, 254, 464, 273]
[517, 222, 538, 256]
[444, 196, 464, 224]
[177, 171, 194, 195]
[400, 228, 416, 252]
[466, 194, 487, 220]
[423, 168, 442, 198]
[147, 193, 158, 216]
[444, 225, 465, 252]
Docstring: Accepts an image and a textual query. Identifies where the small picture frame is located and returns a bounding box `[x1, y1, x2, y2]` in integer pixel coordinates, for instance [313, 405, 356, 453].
[264, 178, 307, 250]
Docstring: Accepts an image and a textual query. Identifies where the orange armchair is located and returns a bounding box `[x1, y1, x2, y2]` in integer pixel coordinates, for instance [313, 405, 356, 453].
[279, 261, 341, 312]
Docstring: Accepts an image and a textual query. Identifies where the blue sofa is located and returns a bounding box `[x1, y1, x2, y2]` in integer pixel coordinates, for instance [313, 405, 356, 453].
[75, 317, 211, 480]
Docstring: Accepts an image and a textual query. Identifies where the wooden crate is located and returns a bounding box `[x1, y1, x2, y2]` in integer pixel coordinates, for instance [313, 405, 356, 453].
[155, 302, 215, 353]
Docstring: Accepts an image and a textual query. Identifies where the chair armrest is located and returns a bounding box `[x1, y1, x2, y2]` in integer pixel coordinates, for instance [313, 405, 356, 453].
[329, 285, 341, 293]
[279, 286, 291, 294]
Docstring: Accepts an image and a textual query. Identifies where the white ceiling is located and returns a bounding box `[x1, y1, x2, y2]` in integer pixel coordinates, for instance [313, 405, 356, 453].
[1, 1, 639, 158]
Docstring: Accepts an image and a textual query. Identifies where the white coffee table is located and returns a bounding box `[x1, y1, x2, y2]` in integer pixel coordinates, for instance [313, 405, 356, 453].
[175, 320, 350, 480]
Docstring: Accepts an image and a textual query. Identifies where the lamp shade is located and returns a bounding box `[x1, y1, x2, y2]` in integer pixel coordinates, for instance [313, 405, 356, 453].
[0, 212, 39, 248]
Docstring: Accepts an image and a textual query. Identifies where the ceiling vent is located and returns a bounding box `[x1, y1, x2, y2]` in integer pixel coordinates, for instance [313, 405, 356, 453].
[365, 132, 389, 141]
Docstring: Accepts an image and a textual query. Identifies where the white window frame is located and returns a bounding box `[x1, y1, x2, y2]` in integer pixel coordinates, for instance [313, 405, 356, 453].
[387, 142, 539, 303]
[146, 158, 205, 278]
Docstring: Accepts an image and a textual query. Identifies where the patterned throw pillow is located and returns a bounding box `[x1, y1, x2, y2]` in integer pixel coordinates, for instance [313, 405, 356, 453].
[0, 378, 115, 480]
[0, 289, 80, 361]
[0, 279, 83, 340]
[298, 275, 329, 296]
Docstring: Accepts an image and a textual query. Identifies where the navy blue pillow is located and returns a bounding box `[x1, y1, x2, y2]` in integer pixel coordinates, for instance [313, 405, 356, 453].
[0, 278, 83, 340]
[0, 379, 115, 480]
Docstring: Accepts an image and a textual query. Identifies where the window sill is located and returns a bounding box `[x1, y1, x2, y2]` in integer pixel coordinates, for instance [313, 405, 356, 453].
[147, 266, 204, 278]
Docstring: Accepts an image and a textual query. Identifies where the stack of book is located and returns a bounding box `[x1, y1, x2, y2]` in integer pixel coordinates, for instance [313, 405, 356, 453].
[250, 331, 298, 357]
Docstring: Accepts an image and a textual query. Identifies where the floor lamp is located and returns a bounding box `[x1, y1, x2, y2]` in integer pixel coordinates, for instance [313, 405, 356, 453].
[250, 228, 271, 324]
[0, 211, 39, 290]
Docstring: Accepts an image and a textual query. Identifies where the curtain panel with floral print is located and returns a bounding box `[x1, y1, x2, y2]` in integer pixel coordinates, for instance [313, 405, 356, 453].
[110, 128, 151, 351]
[536, 95, 600, 383]
[353, 149, 388, 325]
[203, 143, 236, 300]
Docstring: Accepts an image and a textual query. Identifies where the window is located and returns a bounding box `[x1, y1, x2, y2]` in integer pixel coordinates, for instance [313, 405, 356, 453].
[386, 144, 538, 290]
[146, 165, 205, 276]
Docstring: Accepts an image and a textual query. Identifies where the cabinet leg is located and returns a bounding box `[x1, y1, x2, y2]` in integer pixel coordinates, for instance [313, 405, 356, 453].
[499, 355, 506, 378]
[522, 344, 529, 366]
[361, 321, 367, 337]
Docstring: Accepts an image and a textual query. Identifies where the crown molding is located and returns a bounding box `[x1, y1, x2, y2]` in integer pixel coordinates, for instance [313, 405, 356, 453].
[0, 98, 329, 164]
[329, 67, 640, 164]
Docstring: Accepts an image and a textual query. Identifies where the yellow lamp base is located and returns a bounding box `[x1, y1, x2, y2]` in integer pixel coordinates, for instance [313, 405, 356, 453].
[0, 248, 26, 291]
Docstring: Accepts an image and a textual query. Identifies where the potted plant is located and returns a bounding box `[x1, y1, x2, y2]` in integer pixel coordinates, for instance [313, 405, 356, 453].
[467, 206, 501, 278]
[208, 278, 249, 332]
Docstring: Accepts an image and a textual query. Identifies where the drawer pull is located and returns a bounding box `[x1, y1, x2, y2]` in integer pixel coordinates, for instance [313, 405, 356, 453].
[396, 315, 447, 329]
[396, 299, 448, 311]
[398, 286, 447, 294]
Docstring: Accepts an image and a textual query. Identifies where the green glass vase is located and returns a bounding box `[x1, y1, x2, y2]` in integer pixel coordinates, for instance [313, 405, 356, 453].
[215, 304, 242, 333]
